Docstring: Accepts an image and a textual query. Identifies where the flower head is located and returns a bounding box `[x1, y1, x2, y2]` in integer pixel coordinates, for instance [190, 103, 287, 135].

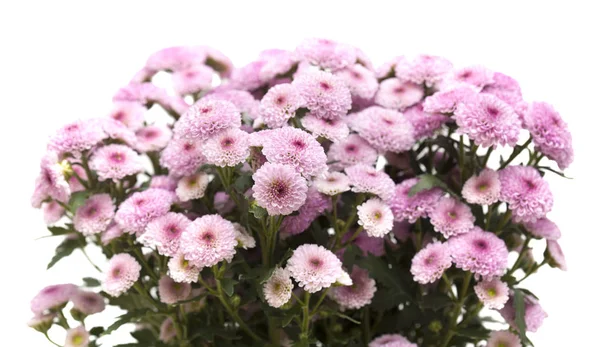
[498, 166, 553, 223]
[295, 38, 356, 71]
[65, 326, 89, 347]
[462, 169, 501, 205]
[31, 152, 71, 207]
[449, 227, 509, 279]
[474, 278, 509, 309]
[429, 197, 475, 238]
[546, 240, 567, 271]
[108, 102, 146, 131]
[252, 163, 308, 216]
[174, 99, 241, 140]
[411, 242, 452, 284]
[335, 64, 379, 100]
[487, 330, 521, 347]
[158, 275, 192, 304]
[115, 188, 175, 235]
[330, 267, 377, 310]
[448, 65, 495, 89]
[422, 85, 477, 114]
[160, 138, 206, 177]
[369, 334, 417, 347]
[90, 144, 144, 181]
[263, 267, 293, 308]
[233, 223, 256, 249]
[160, 318, 177, 343]
[30, 284, 77, 315]
[327, 134, 378, 170]
[179, 214, 237, 268]
[101, 224, 123, 245]
[204, 89, 260, 119]
[403, 104, 448, 140]
[259, 83, 305, 128]
[139, 212, 190, 257]
[48, 120, 106, 155]
[134, 125, 173, 153]
[201, 128, 250, 167]
[395, 55, 453, 87]
[292, 70, 352, 119]
[286, 244, 348, 293]
[454, 94, 520, 148]
[499, 293, 548, 332]
[345, 164, 395, 200]
[176, 173, 210, 202]
[172, 64, 214, 95]
[387, 178, 443, 223]
[168, 253, 201, 283]
[314, 171, 350, 196]
[73, 194, 115, 236]
[150, 175, 178, 191]
[524, 217, 561, 240]
[280, 186, 330, 235]
[348, 106, 415, 153]
[103, 253, 141, 297]
[524, 102, 574, 169]
[357, 198, 394, 237]
[375, 78, 424, 110]
[71, 290, 106, 315]
[301, 114, 349, 142]
[43, 201, 65, 225]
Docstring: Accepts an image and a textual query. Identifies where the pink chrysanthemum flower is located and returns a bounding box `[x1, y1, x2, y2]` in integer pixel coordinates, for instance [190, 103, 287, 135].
[314, 171, 350, 196]
[353, 232, 385, 257]
[524, 102, 574, 169]
[395, 55, 453, 87]
[455, 94, 521, 148]
[500, 294, 548, 332]
[174, 99, 241, 140]
[31, 153, 71, 208]
[94, 117, 137, 147]
[410, 242, 452, 284]
[103, 253, 141, 297]
[487, 330, 521, 347]
[232, 223, 256, 249]
[108, 102, 146, 131]
[115, 188, 175, 235]
[524, 217, 561, 240]
[259, 83, 305, 128]
[172, 64, 214, 95]
[176, 173, 210, 202]
[229, 60, 266, 91]
[375, 78, 424, 110]
[134, 125, 172, 153]
[30, 284, 77, 315]
[160, 138, 206, 177]
[204, 89, 260, 119]
[145, 46, 207, 72]
[179, 214, 237, 268]
[150, 175, 178, 191]
[71, 290, 106, 315]
[113, 82, 171, 105]
[498, 166, 553, 223]
[139, 212, 190, 257]
[462, 169, 501, 205]
[482, 72, 527, 118]
[42, 201, 65, 225]
[158, 275, 192, 304]
[27, 313, 56, 332]
[369, 334, 417, 347]
[448, 227, 509, 279]
[257, 49, 297, 82]
[263, 267, 294, 308]
[201, 128, 250, 167]
[403, 104, 448, 140]
[546, 240, 567, 271]
[329, 267, 376, 310]
[73, 194, 115, 236]
[345, 164, 395, 200]
[252, 163, 308, 216]
[335, 64, 379, 100]
[286, 244, 349, 293]
[422, 85, 478, 114]
[474, 278, 509, 309]
[159, 318, 177, 343]
[301, 114, 349, 142]
[65, 326, 90, 347]
[295, 38, 356, 71]
[89, 144, 143, 182]
[280, 186, 330, 235]
[101, 224, 123, 245]
[387, 178, 443, 223]
[429, 197, 475, 238]
[260, 127, 328, 178]
[48, 120, 106, 155]
[449, 65, 495, 90]
[348, 106, 416, 153]
[168, 253, 201, 283]
[327, 134, 378, 170]
[292, 70, 352, 119]
[357, 198, 394, 238]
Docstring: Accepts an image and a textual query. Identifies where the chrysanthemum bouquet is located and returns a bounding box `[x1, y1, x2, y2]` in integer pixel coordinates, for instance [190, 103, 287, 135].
[28, 39, 573, 347]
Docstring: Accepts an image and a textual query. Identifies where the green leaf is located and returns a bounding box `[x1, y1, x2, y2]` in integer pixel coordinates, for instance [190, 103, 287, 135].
[282, 309, 299, 327]
[357, 254, 411, 300]
[102, 310, 147, 336]
[537, 166, 573, 179]
[249, 204, 267, 219]
[47, 237, 83, 269]
[89, 326, 105, 336]
[408, 174, 450, 197]
[258, 267, 276, 284]
[69, 191, 90, 212]
[131, 329, 155, 344]
[82, 277, 101, 287]
[456, 326, 490, 339]
[514, 289, 527, 343]
[420, 293, 454, 311]
[48, 226, 72, 236]
[221, 278, 237, 296]
[333, 312, 361, 324]
[234, 174, 253, 194]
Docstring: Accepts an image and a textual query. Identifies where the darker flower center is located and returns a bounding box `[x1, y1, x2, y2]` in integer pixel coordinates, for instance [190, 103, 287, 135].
[476, 182, 489, 192]
[85, 206, 98, 217]
[221, 137, 234, 148]
[275, 96, 286, 105]
[166, 224, 180, 235]
[524, 179, 536, 190]
[486, 107, 499, 117]
[473, 239, 488, 250]
[112, 267, 122, 278]
[459, 71, 472, 80]
[200, 106, 212, 114]
[309, 258, 322, 268]
[202, 232, 215, 243]
[183, 142, 194, 151]
[291, 139, 306, 149]
[345, 144, 357, 153]
[319, 82, 332, 91]
[394, 87, 405, 94]
[143, 130, 158, 139]
[270, 180, 289, 198]
[109, 152, 125, 164]
[113, 111, 125, 121]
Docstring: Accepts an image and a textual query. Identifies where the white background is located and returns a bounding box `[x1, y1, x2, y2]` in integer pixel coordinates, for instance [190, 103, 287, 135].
[1, 1, 598, 345]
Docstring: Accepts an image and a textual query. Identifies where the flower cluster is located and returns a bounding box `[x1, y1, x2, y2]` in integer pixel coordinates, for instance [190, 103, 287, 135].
[28, 39, 572, 347]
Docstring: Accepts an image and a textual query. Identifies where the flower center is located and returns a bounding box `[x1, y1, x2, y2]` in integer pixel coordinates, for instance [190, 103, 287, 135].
[113, 111, 124, 121]
[459, 71, 472, 79]
[275, 96, 286, 105]
[143, 130, 158, 139]
[476, 183, 488, 192]
[345, 144, 357, 153]
[167, 225, 179, 235]
[474, 240, 488, 250]
[524, 180, 536, 189]
[202, 232, 215, 243]
[221, 137, 234, 148]
[183, 142, 194, 151]
[270, 180, 288, 198]
[109, 152, 125, 164]
[200, 106, 212, 114]
[394, 87, 405, 94]
[373, 211, 382, 220]
[425, 254, 436, 265]
[382, 117, 394, 125]
[486, 107, 499, 117]
[319, 82, 331, 91]
[447, 211, 457, 219]
[309, 258, 322, 268]
[487, 288, 497, 297]
[291, 139, 306, 149]
[86, 206, 98, 217]
[72, 334, 84, 345]
[112, 267, 122, 278]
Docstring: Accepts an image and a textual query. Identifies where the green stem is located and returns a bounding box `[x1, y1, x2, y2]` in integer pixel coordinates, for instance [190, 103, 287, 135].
[499, 137, 533, 169]
[441, 272, 472, 347]
[415, 218, 424, 250]
[494, 210, 512, 234]
[80, 248, 102, 273]
[458, 135, 465, 183]
[215, 275, 262, 342]
[130, 242, 159, 281]
[80, 153, 96, 189]
[441, 273, 456, 301]
[484, 203, 498, 231]
[363, 309, 371, 345]
[56, 310, 70, 329]
[300, 291, 312, 345]
[508, 236, 532, 275]
[44, 332, 62, 347]
[310, 288, 330, 315]
[482, 146, 493, 167]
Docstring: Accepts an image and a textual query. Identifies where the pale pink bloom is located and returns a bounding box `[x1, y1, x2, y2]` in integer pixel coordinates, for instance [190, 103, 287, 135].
[233, 223, 256, 249]
[327, 134, 378, 170]
[301, 114, 349, 142]
[108, 102, 146, 131]
[335, 64, 379, 100]
[30, 284, 77, 315]
[73, 194, 115, 236]
[71, 290, 106, 315]
[65, 326, 89, 347]
[42, 201, 65, 225]
[375, 78, 424, 110]
[134, 125, 172, 153]
[286, 244, 349, 293]
[174, 99, 241, 140]
[159, 318, 177, 343]
[139, 212, 190, 257]
[369, 334, 417, 347]
[295, 38, 357, 71]
[345, 164, 395, 200]
[179, 214, 238, 268]
[31, 152, 71, 208]
[259, 83, 305, 128]
[89, 144, 144, 181]
[546, 240, 567, 271]
[314, 171, 350, 196]
[103, 253, 141, 297]
[474, 278, 509, 309]
[150, 175, 178, 191]
[329, 267, 376, 310]
[252, 163, 308, 215]
[158, 275, 192, 304]
[160, 138, 206, 177]
[524, 217, 561, 240]
[201, 128, 250, 167]
[168, 253, 201, 283]
[462, 169, 501, 205]
[115, 189, 175, 235]
[357, 198, 394, 237]
[203, 89, 260, 119]
[292, 70, 352, 119]
[348, 106, 415, 153]
[411, 242, 452, 284]
[176, 173, 210, 202]
[487, 330, 521, 347]
[429, 197, 475, 238]
[172, 64, 214, 95]
[263, 267, 293, 308]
